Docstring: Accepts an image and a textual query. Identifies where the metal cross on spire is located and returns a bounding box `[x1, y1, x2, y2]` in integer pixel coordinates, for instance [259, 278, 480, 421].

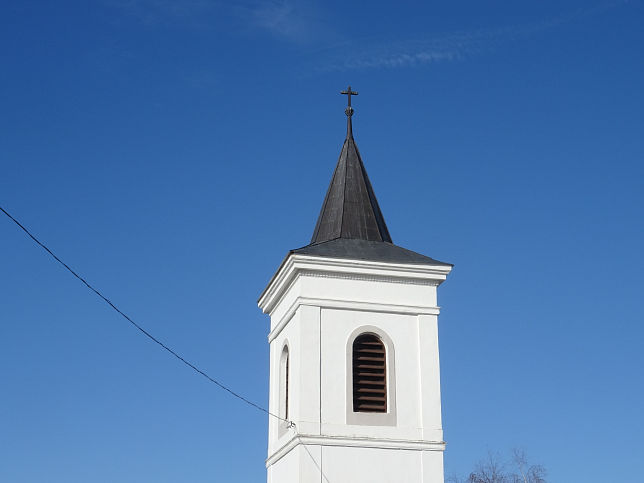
[341, 85, 358, 138]
[341, 85, 358, 117]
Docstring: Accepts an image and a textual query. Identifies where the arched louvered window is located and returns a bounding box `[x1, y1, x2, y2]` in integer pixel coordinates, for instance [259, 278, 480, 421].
[280, 346, 289, 420]
[285, 352, 289, 420]
[352, 334, 387, 413]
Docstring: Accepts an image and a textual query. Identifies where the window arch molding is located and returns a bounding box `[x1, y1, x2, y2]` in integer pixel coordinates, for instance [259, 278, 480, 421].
[345, 326, 397, 426]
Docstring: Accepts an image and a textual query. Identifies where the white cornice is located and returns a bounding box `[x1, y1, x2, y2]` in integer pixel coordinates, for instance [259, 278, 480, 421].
[258, 254, 452, 315]
[266, 433, 446, 467]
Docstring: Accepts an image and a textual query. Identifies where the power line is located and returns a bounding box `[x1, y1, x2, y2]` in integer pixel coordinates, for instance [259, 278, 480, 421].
[0, 204, 289, 425]
[298, 435, 332, 483]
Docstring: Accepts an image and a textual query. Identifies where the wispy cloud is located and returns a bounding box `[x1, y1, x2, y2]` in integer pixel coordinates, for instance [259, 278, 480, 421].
[307, 0, 631, 72]
[307, 32, 480, 73]
[102, 0, 632, 72]
[350, 51, 461, 69]
[105, 0, 334, 44]
[240, 0, 335, 44]
[248, 1, 303, 40]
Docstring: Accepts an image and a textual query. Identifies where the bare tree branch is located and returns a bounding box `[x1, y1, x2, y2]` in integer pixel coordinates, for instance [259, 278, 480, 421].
[453, 448, 547, 483]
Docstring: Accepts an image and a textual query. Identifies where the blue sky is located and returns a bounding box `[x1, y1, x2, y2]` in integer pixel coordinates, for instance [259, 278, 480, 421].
[1, 1, 643, 481]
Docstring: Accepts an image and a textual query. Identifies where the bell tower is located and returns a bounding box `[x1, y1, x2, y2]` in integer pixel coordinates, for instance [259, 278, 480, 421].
[258, 88, 452, 483]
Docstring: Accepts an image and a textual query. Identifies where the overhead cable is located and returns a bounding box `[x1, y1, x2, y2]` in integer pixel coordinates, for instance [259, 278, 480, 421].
[0, 204, 289, 424]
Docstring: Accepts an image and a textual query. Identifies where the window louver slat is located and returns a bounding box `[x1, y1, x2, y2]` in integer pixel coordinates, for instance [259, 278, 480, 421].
[352, 334, 387, 413]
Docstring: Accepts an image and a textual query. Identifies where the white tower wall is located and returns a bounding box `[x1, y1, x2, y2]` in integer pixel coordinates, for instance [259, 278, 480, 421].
[260, 254, 451, 483]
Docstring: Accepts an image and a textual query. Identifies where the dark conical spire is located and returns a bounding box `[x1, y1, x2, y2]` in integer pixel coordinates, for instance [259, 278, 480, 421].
[310, 87, 392, 245]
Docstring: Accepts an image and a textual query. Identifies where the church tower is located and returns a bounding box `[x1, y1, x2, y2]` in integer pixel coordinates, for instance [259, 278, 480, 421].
[258, 88, 452, 483]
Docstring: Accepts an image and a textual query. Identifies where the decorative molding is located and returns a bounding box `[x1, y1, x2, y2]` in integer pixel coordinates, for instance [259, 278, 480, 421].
[266, 432, 299, 467]
[300, 269, 440, 286]
[268, 296, 440, 342]
[269, 310, 295, 344]
[266, 433, 446, 467]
